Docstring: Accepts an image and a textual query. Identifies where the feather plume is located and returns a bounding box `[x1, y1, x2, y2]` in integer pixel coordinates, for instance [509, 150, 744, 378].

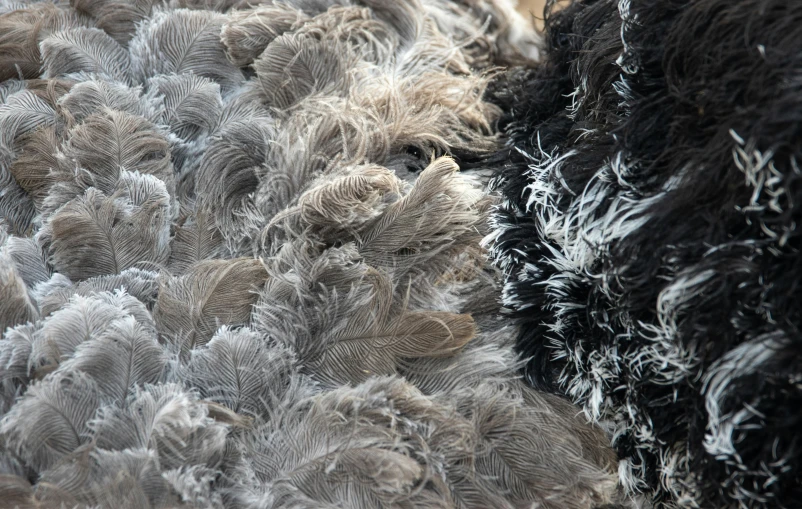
[0, 371, 99, 472]
[194, 110, 274, 252]
[71, 0, 158, 45]
[58, 109, 173, 196]
[0, 250, 38, 332]
[167, 202, 225, 274]
[181, 326, 296, 420]
[357, 157, 487, 278]
[0, 3, 92, 81]
[235, 378, 430, 509]
[255, 243, 475, 386]
[0, 323, 36, 412]
[221, 4, 308, 68]
[37, 268, 159, 316]
[40, 183, 171, 281]
[0, 89, 57, 147]
[89, 383, 230, 470]
[58, 79, 161, 125]
[254, 32, 348, 110]
[29, 290, 153, 377]
[40, 27, 130, 82]
[150, 73, 220, 141]
[273, 164, 403, 242]
[149, 73, 221, 189]
[2, 234, 50, 288]
[293, 6, 398, 65]
[7, 126, 59, 208]
[55, 315, 167, 403]
[129, 8, 244, 91]
[153, 258, 269, 354]
[357, 0, 422, 47]
[36, 445, 172, 508]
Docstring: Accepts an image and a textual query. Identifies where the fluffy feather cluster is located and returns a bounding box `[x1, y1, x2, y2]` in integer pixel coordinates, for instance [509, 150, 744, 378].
[487, 0, 802, 507]
[0, 0, 627, 508]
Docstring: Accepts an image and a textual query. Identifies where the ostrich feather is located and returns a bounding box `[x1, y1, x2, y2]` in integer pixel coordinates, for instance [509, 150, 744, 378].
[129, 8, 244, 91]
[181, 326, 296, 420]
[255, 243, 475, 386]
[55, 315, 167, 403]
[0, 254, 38, 334]
[89, 383, 230, 470]
[40, 184, 171, 281]
[2, 234, 50, 287]
[194, 110, 274, 250]
[254, 32, 349, 110]
[0, 89, 57, 147]
[28, 290, 153, 377]
[71, 0, 158, 45]
[357, 157, 487, 277]
[58, 79, 161, 125]
[167, 202, 225, 274]
[37, 267, 159, 316]
[221, 4, 308, 68]
[40, 27, 130, 82]
[36, 446, 172, 508]
[58, 109, 173, 195]
[153, 258, 269, 354]
[0, 371, 99, 472]
[7, 126, 59, 208]
[289, 164, 402, 240]
[293, 6, 398, 65]
[150, 73, 221, 142]
[0, 3, 92, 81]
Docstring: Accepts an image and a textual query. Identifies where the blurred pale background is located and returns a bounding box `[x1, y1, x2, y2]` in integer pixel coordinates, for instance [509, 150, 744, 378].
[517, 0, 547, 25]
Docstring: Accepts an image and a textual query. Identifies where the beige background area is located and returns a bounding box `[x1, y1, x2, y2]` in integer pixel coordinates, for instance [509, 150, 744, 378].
[516, 0, 548, 23]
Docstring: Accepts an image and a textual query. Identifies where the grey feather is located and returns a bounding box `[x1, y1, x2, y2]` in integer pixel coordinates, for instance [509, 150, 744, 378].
[40, 184, 171, 281]
[58, 108, 174, 197]
[0, 371, 99, 472]
[222, 4, 308, 68]
[254, 243, 475, 386]
[28, 290, 153, 378]
[40, 27, 130, 82]
[7, 125, 60, 209]
[0, 3, 93, 81]
[36, 268, 159, 317]
[58, 78, 162, 125]
[254, 32, 348, 110]
[0, 250, 38, 333]
[129, 8, 244, 92]
[153, 258, 269, 355]
[89, 383, 230, 470]
[194, 110, 274, 253]
[36, 445, 172, 508]
[3, 235, 51, 288]
[181, 326, 296, 421]
[167, 201, 225, 274]
[55, 315, 167, 404]
[71, 0, 158, 45]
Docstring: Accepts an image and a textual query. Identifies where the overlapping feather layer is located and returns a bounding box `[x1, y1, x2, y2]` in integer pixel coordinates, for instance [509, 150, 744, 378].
[486, 0, 802, 507]
[0, 1, 622, 508]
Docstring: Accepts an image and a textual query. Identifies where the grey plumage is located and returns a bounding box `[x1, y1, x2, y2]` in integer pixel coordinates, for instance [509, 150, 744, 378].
[0, 1, 628, 508]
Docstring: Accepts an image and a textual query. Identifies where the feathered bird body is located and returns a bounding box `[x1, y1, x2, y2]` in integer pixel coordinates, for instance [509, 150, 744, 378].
[486, 0, 802, 507]
[0, 0, 623, 508]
